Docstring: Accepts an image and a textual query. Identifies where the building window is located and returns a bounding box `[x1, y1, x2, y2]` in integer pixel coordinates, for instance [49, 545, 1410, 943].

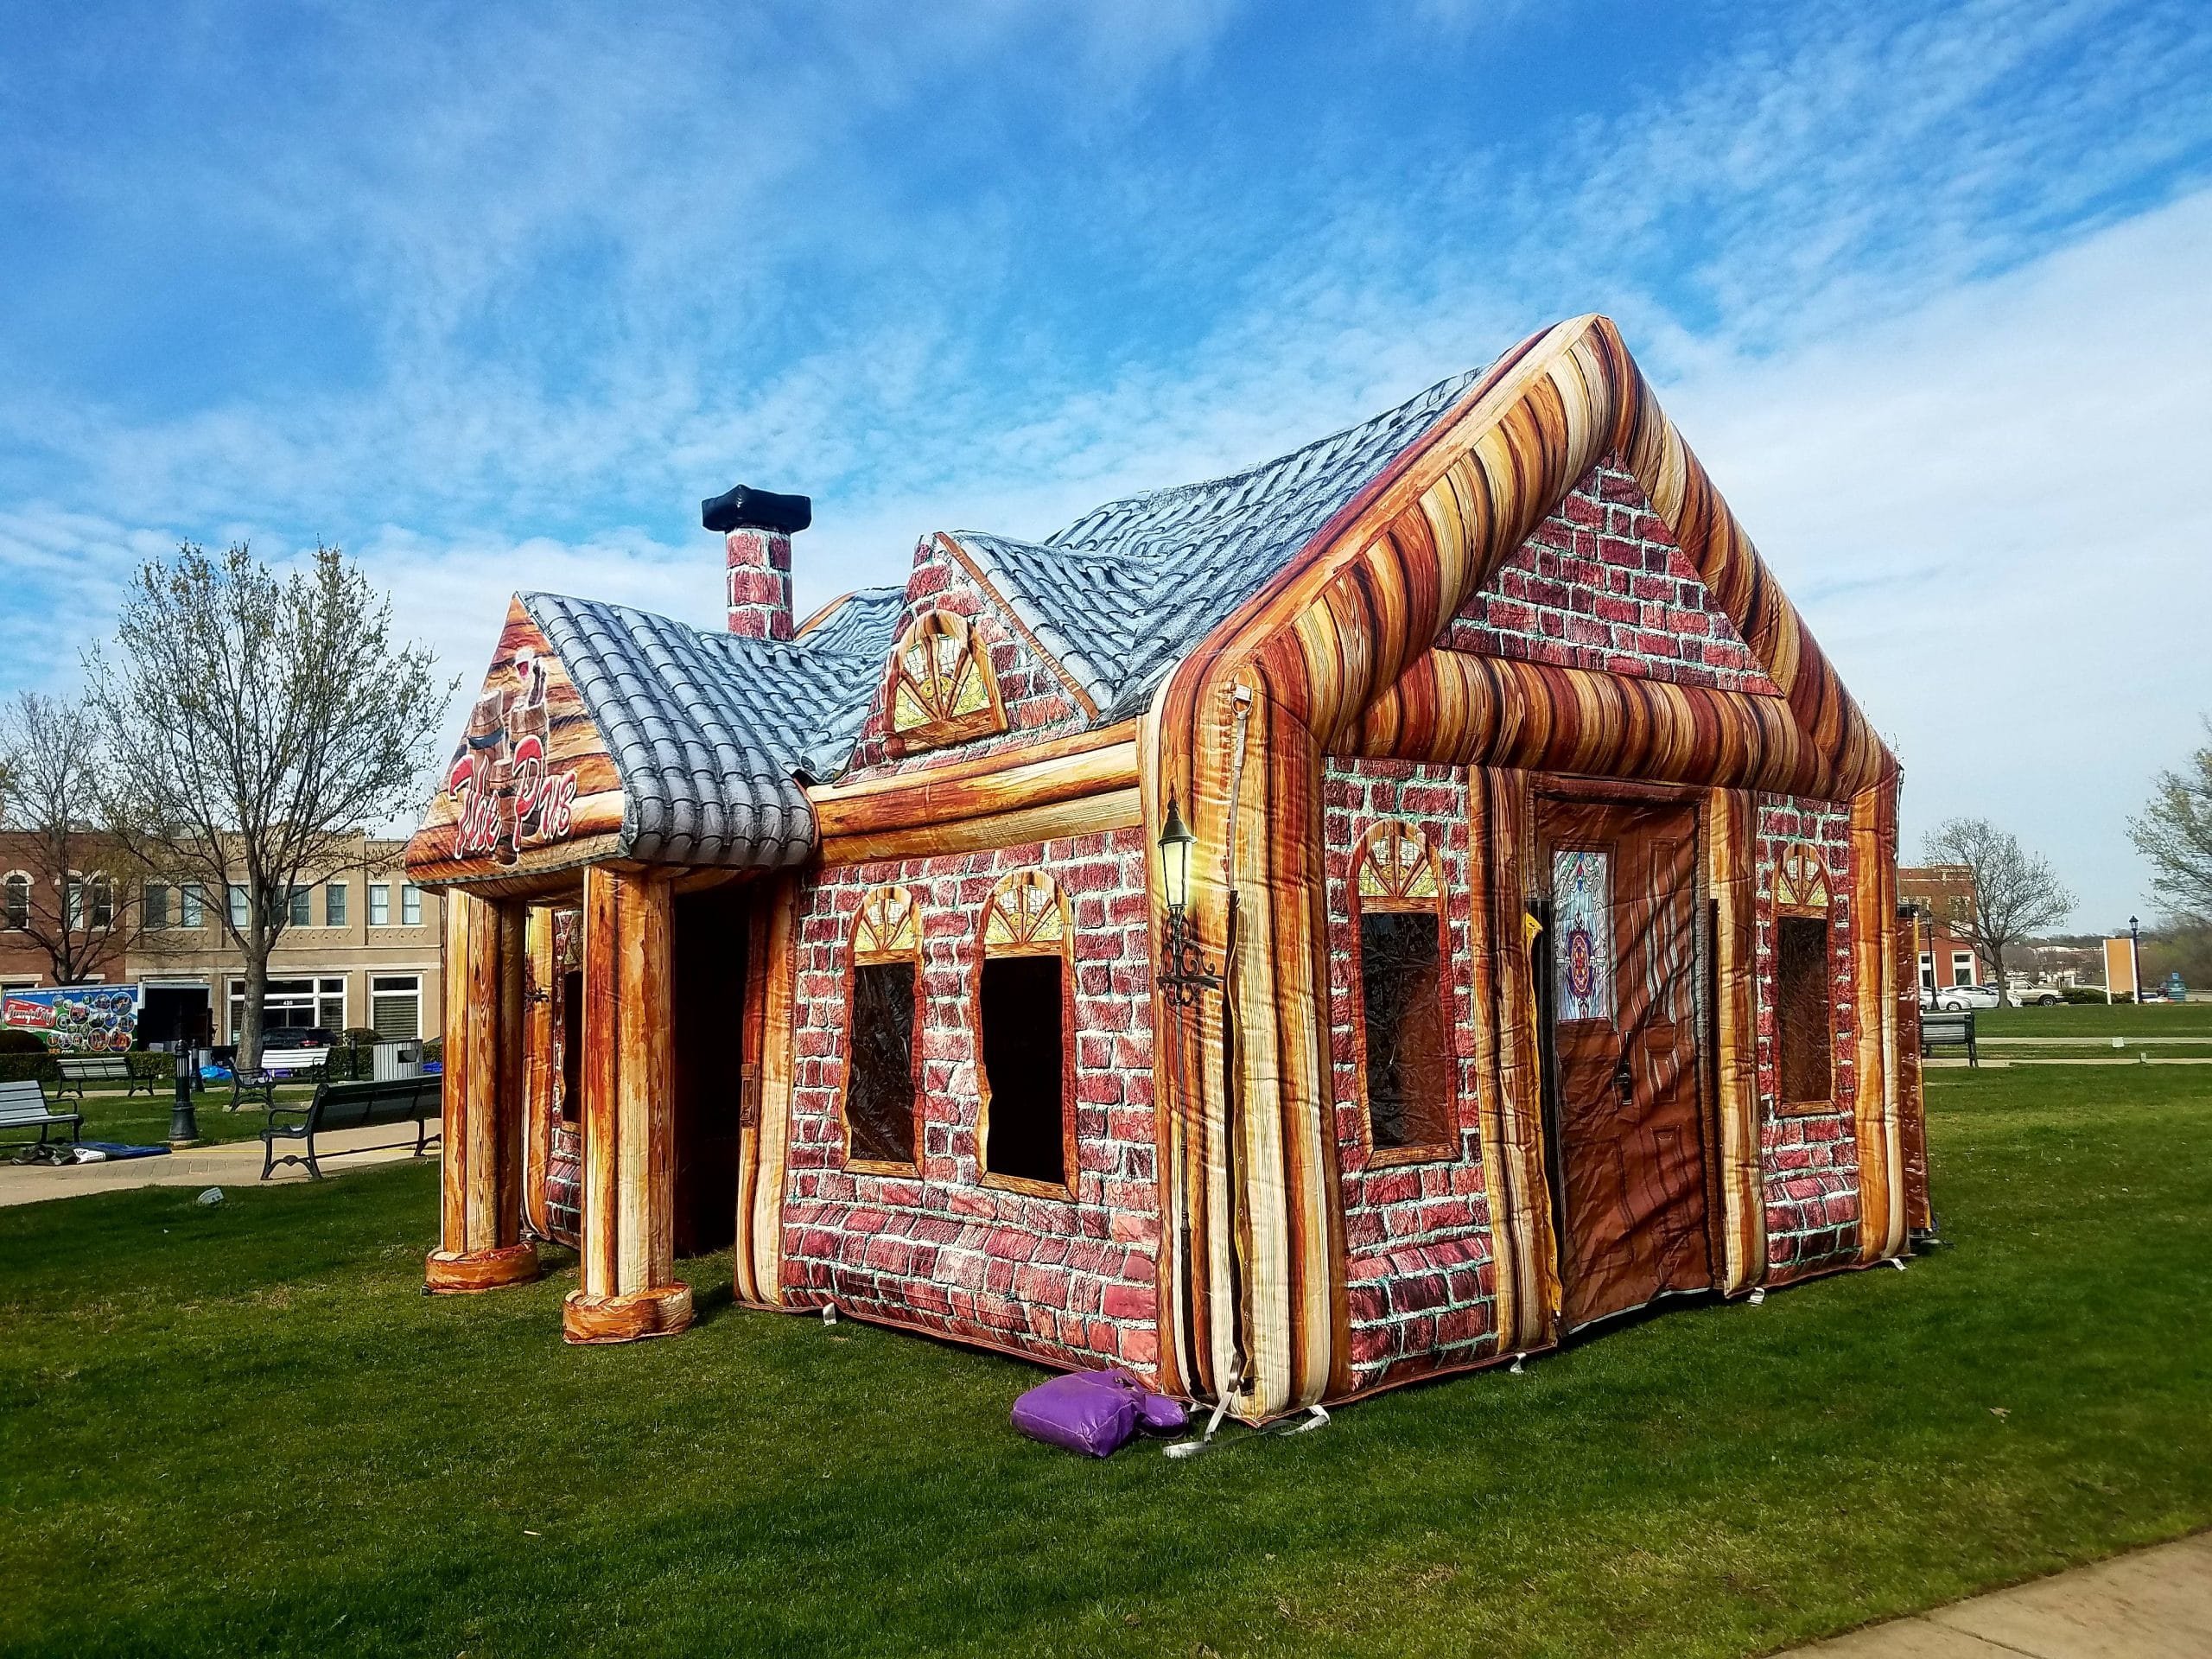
[230, 975, 347, 1040]
[143, 882, 171, 931]
[325, 882, 347, 928]
[976, 869, 1073, 1194]
[180, 883, 204, 929]
[228, 884, 249, 928]
[2, 874, 27, 931]
[287, 885, 311, 927]
[1777, 915, 1834, 1107]
[369, 974, 421, 1039]
[65, 875, 113, 931]
[1951, 951, 1975, 987]
[368, 883, 391, 926]
[1918, 950, 1935, 991]
[843, 885, 921, 1172]
[882, 608, 1008, 756]
[400, 883, 422, 926]
[1357, 822, 1453, 1160]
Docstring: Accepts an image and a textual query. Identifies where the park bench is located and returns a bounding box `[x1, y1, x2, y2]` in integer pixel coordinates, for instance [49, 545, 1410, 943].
[53, 1054, 159, 1100]
[0, 1077, 83, 1147]
[1921, 1009, 1978, 1067]
[228, 1052, 330, 1112]
[260, 1071, 442, 1180]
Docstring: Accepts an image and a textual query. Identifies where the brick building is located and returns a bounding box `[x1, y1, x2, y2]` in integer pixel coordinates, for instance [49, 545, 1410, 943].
[405, 316, 1929, 1421]
[1897, 863, 1987, 993]
[0, 831, 442, 1046]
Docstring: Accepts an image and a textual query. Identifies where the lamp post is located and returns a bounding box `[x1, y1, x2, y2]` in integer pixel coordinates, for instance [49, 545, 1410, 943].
[168, 1044, 202, 1147]
[2129, 915, 2141, 1003]
[1155, 794, 1222, 1006]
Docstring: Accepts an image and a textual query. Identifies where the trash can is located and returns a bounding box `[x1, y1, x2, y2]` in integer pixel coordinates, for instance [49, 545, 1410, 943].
[372, 1040, 424, 1082]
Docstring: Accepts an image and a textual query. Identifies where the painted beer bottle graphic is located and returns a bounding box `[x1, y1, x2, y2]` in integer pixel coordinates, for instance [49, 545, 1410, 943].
[448, 642, 575, 862]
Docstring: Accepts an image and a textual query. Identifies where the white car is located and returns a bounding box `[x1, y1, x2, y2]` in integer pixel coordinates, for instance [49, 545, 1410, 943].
[1924, 982, 2002, 1013]
[2011, 985, 2064, 1007]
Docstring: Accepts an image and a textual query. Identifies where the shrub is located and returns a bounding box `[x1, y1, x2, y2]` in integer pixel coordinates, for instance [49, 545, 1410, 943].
[0, 1053, 60, 1084]
[0, 1028, 49, 1055]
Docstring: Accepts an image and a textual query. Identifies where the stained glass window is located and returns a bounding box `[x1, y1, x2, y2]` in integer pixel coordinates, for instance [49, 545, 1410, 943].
[885, 609, 1007, 753]
[1552, 848, 1613, 1023]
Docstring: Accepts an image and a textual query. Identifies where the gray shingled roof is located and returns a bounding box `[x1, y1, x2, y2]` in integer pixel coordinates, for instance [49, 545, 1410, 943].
[946, 361, 1491, 721]
[796, 586, 904, 657]
[522, 590, 899, 869]
[509, 359, 1497, 868]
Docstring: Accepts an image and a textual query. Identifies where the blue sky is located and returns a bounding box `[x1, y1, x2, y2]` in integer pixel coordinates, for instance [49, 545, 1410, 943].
[3, 0, 2208, 930]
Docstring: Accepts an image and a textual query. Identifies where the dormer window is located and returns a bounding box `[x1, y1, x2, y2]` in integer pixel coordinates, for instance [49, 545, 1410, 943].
[885, 610, 1007, 756]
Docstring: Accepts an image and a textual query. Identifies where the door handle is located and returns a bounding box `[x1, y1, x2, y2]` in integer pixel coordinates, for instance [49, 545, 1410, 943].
[1612, 1054, 1635, 1103]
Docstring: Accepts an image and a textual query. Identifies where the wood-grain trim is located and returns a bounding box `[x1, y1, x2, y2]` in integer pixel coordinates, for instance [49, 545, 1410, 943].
[820, 786, 1144, 868]
[810, 724, 1139, 840]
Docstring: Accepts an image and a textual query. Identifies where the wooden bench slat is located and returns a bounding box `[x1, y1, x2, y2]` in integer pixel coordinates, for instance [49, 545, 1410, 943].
[0, 1077, 83, 1144]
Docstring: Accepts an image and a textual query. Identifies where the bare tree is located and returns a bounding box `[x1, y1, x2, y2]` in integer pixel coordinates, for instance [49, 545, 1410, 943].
[1923, 817, 2075, 1001]
[2130, 718, 2212, 924]
[85, 543, 449, 1071]
[0, 692, 145, 984]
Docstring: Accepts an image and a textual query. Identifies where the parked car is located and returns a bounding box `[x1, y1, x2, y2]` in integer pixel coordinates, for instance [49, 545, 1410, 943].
[261, 1026, 338, 1051]
[2011, 985, 2064, 1007]
[1924, 983, 2001, 1013]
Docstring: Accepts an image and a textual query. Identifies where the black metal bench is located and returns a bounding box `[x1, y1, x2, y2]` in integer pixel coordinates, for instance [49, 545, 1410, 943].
[54, 1054, 158, 1100]
[1921, 1009, 1977, 1067]
[228, 1055, 328, 1113]
[260, 1073, 442, 1180]
[0, 1078, 83, 1147]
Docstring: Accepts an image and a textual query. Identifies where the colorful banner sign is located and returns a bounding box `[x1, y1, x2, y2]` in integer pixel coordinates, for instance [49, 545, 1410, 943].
[0, 984, 143, 1052]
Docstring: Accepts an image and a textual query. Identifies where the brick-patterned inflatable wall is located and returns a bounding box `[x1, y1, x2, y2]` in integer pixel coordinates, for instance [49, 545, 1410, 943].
[1452, 453, 1780, 695]
[1751, 793, 1863, 1279]
[1321, 758, 1501, 1389]
[781, 828, 1162, 1376]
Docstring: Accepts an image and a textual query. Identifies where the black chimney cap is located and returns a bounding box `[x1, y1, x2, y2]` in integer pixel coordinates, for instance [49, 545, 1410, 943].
[702, 485, 812, 536]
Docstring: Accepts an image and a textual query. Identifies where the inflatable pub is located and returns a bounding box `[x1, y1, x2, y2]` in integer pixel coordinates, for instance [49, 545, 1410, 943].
[408, 315, 1929, 1422]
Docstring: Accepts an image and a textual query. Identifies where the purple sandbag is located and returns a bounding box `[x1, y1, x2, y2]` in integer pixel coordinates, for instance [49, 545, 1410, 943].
[1011, 1369, 1187, 1457]
[1136, 1390, 1187, 1434]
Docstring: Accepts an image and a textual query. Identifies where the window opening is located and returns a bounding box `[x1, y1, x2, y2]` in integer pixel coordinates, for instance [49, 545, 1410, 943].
[977, 870, 1071, 1192]
[1356, 821, 1453, 1157]
[845, 886, 921, 1170]
[1776, 915, 1834, 1107]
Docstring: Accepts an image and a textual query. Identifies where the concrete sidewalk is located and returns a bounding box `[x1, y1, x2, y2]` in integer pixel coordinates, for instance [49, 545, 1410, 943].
[1789, 1531, 2212, 1656]
[0, 1121, 439, 1207]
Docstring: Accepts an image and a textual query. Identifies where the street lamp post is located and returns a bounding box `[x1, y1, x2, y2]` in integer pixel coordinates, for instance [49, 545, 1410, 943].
[2129, 915, 2142, 1003]
[168, 1044, 201, 1147]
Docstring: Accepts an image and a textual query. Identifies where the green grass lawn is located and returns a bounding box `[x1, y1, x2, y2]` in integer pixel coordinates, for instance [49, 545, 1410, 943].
[3, 1069, 2209, 1657]
[1976, 1001, 2212, 1037]
[49, 1080, 320, 1148]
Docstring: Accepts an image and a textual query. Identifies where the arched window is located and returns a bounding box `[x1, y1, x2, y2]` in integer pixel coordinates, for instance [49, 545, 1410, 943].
[976, 869, 1073, 1196]
[884, 609, 1007, 756]
[1772, 843, 1837, 1111]
[843, 885, 923, 1172]
[2, 873, 28, 931]
[1352, 821, 1454, 1161]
